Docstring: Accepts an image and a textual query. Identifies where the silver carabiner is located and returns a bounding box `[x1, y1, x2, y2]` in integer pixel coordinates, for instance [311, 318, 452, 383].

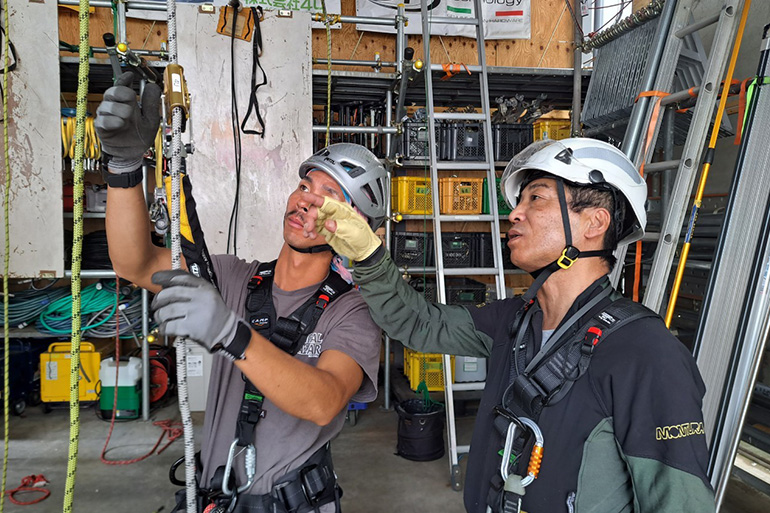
[221, 440, 257, 497]
[499, 416, 544, 488]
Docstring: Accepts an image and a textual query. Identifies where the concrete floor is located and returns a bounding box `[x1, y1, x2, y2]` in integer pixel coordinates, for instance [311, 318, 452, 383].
[2, 395, 770, 512]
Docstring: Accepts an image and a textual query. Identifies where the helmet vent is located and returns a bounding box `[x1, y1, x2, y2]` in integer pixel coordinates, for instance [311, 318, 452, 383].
[554, 148, 573, 165]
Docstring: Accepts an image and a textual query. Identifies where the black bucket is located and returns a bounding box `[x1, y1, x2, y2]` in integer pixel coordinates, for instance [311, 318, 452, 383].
[395, 399, 445, 461]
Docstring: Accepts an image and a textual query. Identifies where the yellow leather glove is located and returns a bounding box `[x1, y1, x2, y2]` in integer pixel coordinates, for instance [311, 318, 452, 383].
[316, 197, 382, 262]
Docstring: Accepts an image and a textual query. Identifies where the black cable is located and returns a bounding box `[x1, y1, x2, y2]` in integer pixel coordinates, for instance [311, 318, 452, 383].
[240, 7, 266, 137]
[227, 2, 243, 255]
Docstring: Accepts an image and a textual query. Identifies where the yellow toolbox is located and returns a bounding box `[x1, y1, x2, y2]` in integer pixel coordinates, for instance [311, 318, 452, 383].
[40, 342, 102, 403]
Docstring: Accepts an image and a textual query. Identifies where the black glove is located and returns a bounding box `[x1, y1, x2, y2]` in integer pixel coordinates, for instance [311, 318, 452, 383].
[151, 270, 253, 360]
[95, 72, 161, 173]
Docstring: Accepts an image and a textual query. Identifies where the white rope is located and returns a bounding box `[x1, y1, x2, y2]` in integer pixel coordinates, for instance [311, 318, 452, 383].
[165, 0, 196, 511]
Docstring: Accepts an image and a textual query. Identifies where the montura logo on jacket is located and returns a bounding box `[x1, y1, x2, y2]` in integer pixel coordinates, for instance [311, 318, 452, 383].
[656, 422, 705, 440]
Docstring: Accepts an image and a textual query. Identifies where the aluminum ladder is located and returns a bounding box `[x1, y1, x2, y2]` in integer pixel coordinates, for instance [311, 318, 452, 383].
[419, 0, 507, 491]
[606, 0, 747, 290]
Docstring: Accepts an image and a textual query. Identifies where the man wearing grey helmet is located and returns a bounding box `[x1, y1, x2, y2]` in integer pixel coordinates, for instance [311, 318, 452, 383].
[300, 138, 714, 513]
[95, 73, 386, 513]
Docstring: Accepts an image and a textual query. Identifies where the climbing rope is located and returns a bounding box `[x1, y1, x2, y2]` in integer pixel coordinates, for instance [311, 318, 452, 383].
[1, 0, 11, 509]
[62, 0, 91, 510]
[165, 0, 197, 510]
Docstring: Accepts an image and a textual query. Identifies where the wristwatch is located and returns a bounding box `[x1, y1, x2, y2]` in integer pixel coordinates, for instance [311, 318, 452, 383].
[102, 163, 144, 188]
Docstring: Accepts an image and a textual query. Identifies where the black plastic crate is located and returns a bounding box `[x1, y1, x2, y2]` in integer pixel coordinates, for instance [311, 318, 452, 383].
[409, 277, 437, 302]
[403, 121, 444, 160]
[441, 233, 476, 268]
[493, 124, 533, 161]
[445, 123, 485, 161]
[392, 232, 434, 267]
[477, 233, 516, 269]
[446, 278, 487, 306]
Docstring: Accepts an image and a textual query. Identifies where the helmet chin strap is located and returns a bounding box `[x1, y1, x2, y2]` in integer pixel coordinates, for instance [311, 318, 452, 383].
[520, 178, 610, 305]
[288, 243, 333, 254]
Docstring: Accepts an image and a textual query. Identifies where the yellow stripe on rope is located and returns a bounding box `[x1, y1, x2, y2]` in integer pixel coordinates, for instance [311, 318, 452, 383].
[1, 0, 11, 508]
[63, 0, 91, 511]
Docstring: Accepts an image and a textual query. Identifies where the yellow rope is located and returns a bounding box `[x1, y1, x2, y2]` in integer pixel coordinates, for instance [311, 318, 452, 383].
[1, 0, 11, 508]
[63, 0, 91, 510]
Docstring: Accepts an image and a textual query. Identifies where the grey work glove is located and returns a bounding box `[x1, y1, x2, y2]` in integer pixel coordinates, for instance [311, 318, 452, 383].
[151, 270, 253, 360]
[95, 72, 161, 173]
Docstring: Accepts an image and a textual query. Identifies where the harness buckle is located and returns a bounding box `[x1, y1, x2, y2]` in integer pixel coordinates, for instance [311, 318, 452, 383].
[557, 246, 580, 270]
[315, 294, 330, 309]
[581, 326, 603, 355]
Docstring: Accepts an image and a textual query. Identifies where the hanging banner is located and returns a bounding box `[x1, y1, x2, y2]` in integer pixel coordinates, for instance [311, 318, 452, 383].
[355, 0, 531, 40]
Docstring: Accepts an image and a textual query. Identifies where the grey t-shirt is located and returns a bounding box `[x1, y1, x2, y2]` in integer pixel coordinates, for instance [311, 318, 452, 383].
[199, 254, 382, 496]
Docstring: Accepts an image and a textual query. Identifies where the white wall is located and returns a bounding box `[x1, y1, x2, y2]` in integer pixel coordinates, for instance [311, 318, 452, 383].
[177, 7, 313, 262]
[0, 0, 64, 277]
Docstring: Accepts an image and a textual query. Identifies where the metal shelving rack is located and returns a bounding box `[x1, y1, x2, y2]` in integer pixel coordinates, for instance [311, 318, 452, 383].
[57, 0, 170, 421]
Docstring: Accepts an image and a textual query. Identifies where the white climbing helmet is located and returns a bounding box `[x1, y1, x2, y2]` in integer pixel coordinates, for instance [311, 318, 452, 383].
[500, 138, 647, 246]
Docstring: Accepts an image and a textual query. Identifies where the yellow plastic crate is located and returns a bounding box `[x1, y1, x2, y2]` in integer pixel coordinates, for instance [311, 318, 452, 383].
[404, 348, 455, 391]
[40, 342, 102, 403]
[439, 177, 485, 214]
[533, 119, 572, 141]
[392, 176, 433, 215]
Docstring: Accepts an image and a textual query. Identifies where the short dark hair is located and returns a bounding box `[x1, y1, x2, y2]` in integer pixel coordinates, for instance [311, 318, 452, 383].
[564, 182, 625, 269]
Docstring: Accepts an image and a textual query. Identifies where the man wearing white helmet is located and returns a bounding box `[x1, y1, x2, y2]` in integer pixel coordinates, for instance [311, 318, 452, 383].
[300, 138, 714, 512]
[96, 78, 386, 513]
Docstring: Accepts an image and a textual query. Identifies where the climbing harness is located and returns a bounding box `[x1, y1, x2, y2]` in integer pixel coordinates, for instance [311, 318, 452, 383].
[483, 284, 658, 512]
[205, 261, 350, 511]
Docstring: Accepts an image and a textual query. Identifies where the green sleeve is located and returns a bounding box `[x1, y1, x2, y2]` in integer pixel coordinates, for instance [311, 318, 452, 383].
[352, 252, 493, 357]
[626, 455, 715, 512]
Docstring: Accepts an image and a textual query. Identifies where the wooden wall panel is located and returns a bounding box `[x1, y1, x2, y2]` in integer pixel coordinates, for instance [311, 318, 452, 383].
[312, 0, 575, 71]
[58, 6, 167, 61]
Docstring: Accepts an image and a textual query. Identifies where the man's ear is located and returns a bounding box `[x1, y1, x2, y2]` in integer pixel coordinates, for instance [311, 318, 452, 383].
[583, 207, 612, 242]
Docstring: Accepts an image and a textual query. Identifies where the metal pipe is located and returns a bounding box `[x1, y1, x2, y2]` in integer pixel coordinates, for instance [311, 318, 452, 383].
[645, 159, 680, 174]
[117, 0, 128, 45]
[313, 58, 397, 68]
[383, 89, 393, 411]
[661, 108, 675, 227]
[311, 13, 399, 27]
[65, 270, 116, 279]
[675, 13, 721, 39]
[571, 0, 582, 136]
[396, 4, 405, 76]
[582, 118, 630, 137]
[141, 288, 150, 421]
[312, 125, 398, 134]
[58, 0, 167, 10]
[621, 0, 678, 159]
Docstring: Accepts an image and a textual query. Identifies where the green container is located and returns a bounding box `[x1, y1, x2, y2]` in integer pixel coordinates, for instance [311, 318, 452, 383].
[100, 384, 141, 420]
[482, 177, 512, 216]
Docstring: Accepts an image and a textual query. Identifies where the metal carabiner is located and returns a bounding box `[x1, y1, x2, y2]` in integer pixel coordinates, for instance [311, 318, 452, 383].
[221, 440, 257, 497]
[499, 416, 544, 488]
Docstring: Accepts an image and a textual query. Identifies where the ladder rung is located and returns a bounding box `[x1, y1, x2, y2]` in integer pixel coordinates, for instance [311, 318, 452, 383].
[452, 382, 484, 392]
[435, 162, 491, 170]
[675, 13, 721, 39]
[433, 112, 486, 121]
[644, 159, 680, 173]
[426, 16, 479, 26]
[429, 63, 482, 73]
[442, 268, 499, 276]
[456, 445, 470, 454]
[438, 214, 495, 222]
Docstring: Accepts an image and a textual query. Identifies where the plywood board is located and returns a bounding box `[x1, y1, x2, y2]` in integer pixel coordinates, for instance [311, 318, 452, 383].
[312, 0, 575, 71]
[177, 6, 313, 261]
[58, 5, 168, 60]
[0, 0, 64, 277]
